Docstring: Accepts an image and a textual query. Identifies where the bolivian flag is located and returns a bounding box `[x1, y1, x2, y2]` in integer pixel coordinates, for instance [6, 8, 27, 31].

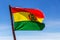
[10, 7, 45, 30]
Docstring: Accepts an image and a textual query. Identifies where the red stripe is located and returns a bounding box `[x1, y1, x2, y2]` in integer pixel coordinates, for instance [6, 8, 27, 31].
[11, 7, 44, 18]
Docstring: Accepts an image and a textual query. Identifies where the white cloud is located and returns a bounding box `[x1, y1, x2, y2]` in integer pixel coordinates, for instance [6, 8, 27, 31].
[45, 21, 60, 27]
[0, 33, 60, 40]
[0, 26, 8, 30]
[0, 36, 13, 40]
[0, 24, 11, 30]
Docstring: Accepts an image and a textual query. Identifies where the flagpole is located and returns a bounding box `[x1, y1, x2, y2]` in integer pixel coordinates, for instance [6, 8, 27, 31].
[9, 5, 16, 40]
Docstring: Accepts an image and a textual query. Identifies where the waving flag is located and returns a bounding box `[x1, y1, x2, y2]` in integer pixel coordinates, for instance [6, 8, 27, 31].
[10, 6, 45, 30]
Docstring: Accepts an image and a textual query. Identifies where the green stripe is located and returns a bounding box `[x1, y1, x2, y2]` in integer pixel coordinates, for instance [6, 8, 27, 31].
[14, 21, 45, 30]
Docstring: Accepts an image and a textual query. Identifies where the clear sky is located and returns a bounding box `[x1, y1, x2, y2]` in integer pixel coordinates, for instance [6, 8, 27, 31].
[0, 0, 60, 40]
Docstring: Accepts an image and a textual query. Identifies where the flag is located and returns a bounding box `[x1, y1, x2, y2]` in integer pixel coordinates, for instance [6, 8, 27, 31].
[10, 7, 45, 30]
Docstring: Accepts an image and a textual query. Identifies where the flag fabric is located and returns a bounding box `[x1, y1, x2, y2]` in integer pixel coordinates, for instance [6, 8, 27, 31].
[10, 7, 45, 30]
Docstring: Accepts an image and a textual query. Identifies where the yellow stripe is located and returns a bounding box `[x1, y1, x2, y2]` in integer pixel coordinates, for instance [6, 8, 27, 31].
[13, 12, 30, 22]
[37, 18, 44, 23]
[13, 12, 44, 23]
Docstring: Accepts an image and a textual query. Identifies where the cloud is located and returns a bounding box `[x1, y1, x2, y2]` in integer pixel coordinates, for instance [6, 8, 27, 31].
[0, 33, 60, 40]
[45, 21, 60, 27]
[0, 24, 11, 30]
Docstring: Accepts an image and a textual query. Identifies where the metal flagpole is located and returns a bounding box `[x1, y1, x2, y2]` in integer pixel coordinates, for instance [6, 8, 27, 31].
[9, 5, 16, 40]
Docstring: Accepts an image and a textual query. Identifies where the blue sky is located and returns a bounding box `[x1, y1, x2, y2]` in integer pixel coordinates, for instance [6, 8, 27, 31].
[0, 0, 60, 40]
